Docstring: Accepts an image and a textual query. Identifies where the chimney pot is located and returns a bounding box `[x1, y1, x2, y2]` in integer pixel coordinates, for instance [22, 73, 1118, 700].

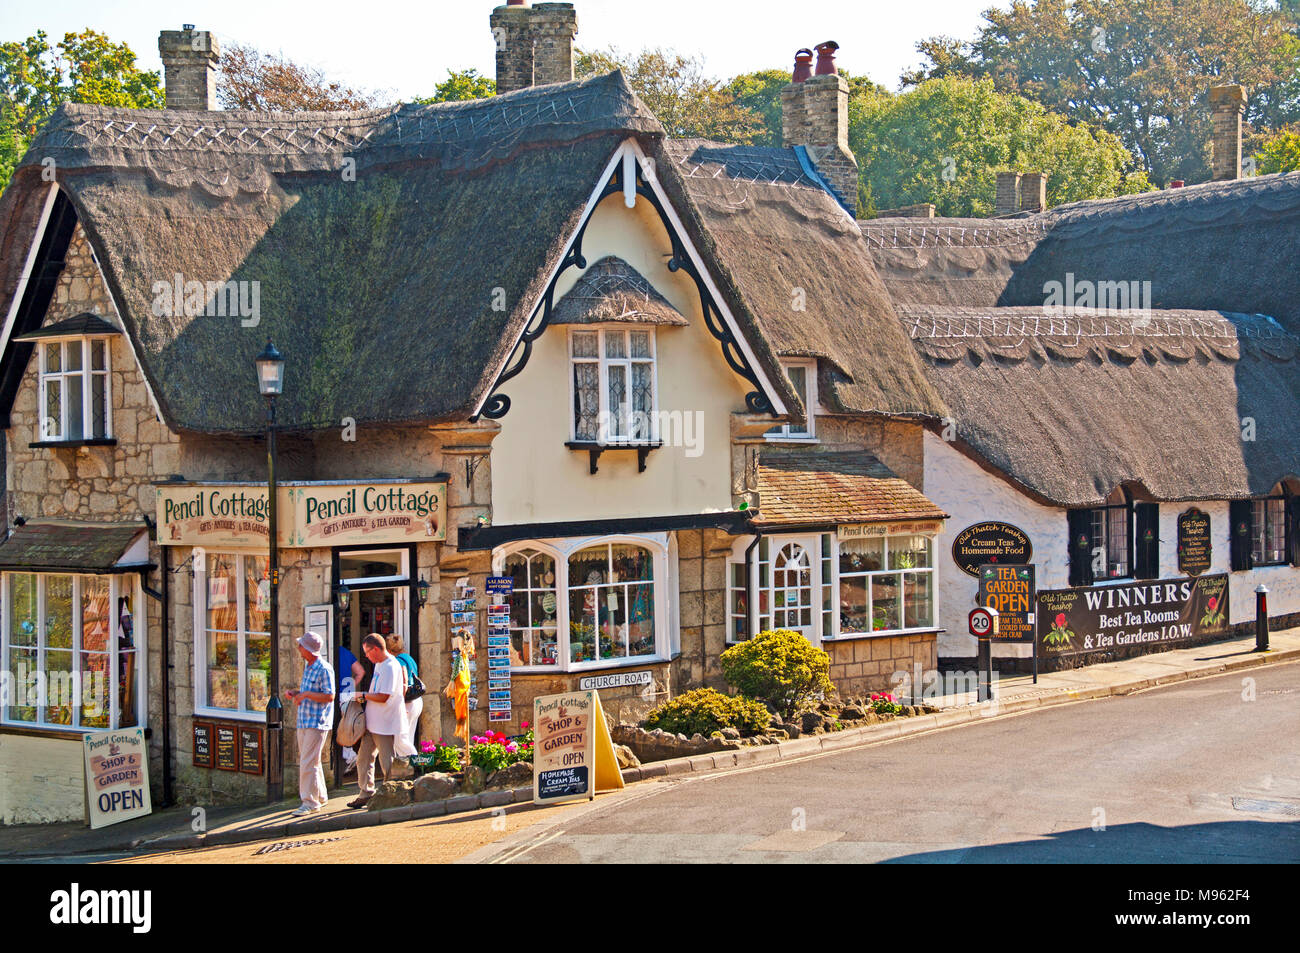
[492, 2, 576, 94]
[1170, 179, 1185, 188]
[792, 49, 814, 84]
[814, 41, 839, 76]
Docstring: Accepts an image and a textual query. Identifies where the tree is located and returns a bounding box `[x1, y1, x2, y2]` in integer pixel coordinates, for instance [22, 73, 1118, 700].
[576, 47, 761, 142]
[0, 29, 163, 193]
[417, 68, 495, 104]
[905, 0, 1300, 185]
[854, 75, 1151, 217]
[1255, 126, 1300, 173]
[217, 42, 385, 111]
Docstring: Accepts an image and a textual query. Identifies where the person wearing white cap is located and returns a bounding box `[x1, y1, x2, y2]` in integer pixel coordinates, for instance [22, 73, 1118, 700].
[285, 631, 335, 816]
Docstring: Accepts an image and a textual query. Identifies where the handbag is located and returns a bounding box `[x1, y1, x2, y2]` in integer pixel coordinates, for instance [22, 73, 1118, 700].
[336, 699, 367, 748]
[404, 674, 426, 702]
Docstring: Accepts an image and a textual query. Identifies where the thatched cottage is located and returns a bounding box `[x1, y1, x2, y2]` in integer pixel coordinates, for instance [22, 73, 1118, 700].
[0, 2, 1295, 822]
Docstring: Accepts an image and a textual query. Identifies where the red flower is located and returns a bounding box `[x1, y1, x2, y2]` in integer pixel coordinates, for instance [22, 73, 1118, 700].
[1055, 613, 1067, 627]
[1207, 597, 1217, 611]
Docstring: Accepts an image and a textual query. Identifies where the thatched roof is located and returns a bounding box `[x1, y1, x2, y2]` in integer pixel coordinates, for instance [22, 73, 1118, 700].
[755, 449, 948, 527]
[654, 140, 947, 419]
[865, 173, 1300, 334]
[0, 73, 685, 433]
[551, 256, 687, 326]
[902, 304, 1300, 506]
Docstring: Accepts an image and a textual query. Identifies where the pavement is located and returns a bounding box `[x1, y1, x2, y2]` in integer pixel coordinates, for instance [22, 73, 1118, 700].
[1, 626, 1295, 861]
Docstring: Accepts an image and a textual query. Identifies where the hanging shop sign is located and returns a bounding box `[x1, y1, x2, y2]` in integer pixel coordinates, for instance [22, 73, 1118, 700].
[156, 479, 447, 548]
[1037, 574, 1229, 659]
[532, 690, 624, 806]
[83, 728, 152, 829]
[978, 564, 1036, 643]
[952, 521, 1032, 577]
[838, 520, 945, 540]
[1177, 508, 1212, 577]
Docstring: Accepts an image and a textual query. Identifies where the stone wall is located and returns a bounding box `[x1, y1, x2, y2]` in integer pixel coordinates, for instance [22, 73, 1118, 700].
[0, 733, 86, 824]
[824, 633, 937, 696]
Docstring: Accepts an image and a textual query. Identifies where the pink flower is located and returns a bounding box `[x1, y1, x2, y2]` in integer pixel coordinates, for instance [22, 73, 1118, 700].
[520, 720, 530, 729]
[1207, 597, 1218, 611]
[1055, 613, 1067, 628]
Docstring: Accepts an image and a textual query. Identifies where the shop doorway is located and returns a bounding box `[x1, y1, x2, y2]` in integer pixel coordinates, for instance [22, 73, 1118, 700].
[338, 586, 409, 659]
[769, 536, 819, 644]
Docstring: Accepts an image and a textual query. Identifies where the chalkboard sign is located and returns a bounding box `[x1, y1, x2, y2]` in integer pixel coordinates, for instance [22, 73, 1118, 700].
[239, 726, 263, 775]
[537, 766, 589, 799]
[214, 725, 238, 771]
[952, 522, 1032, 577]
[1178, 508, 1212, 576]
[192, 721, 214, 768]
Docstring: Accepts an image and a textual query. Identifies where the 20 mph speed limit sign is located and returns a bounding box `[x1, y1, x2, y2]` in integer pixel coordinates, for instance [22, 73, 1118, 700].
[968, 606, 999, 640]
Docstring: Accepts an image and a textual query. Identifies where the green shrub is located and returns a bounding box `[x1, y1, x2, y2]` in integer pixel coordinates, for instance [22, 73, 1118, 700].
[720, 629, 833, 717]
[644, 688, 770, 736]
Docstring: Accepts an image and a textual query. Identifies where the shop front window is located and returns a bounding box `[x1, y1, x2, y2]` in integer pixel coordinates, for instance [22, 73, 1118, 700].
[1, 572, 141, 729]
[838, 534, 935, 635]
[504, 549, 559, 668]
[497, 538, 662, 671]
[198, 552, 271, 716]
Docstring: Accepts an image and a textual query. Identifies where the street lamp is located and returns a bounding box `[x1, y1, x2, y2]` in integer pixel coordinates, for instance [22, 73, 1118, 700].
[256, 341, 285, 804]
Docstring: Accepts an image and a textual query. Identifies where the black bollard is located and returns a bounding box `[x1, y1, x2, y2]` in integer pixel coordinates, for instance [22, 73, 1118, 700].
[1255, 585, 1270, 652]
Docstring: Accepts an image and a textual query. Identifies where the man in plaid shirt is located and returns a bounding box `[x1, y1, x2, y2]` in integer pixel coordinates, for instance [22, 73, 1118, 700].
[285, 631, 335, 816]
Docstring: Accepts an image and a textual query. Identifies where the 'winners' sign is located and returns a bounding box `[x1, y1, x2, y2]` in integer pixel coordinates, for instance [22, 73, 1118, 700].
[84, 728, 152, 829]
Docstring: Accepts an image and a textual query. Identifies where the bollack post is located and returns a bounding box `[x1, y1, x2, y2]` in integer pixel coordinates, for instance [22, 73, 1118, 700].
[977, 639, 991, 702]
[1255, 585, 1270, 652]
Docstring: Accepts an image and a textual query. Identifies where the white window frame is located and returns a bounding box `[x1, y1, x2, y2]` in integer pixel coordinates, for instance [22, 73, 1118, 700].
[831, 533, 938, 639]
[568, 326, 659, 443]
[493, 534, 669, 673]
[192, 550, 272, 722]
[766, 360, 817, 441]
[727, 531, 940, 643]
[337, 548, 410, 586]
[1, 571, 144, 731]
[36, 335, 113, 442]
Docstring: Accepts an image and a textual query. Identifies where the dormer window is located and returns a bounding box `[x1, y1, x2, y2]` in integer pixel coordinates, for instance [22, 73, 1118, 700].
[767, 360, 816, 440]
[17, 314, 120, 445]
[570, 328, 657, 442]
[39, 337, 112, 441]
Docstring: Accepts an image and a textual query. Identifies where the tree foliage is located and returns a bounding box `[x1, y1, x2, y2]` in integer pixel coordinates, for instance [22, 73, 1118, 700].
[855, 75, 1151, 217]
[217, 42, 385, 111]
[576, 47, 762, 142]
[1, 29, 163, 192]
[904, 0, 1300, 185]
[1255, 126, 1300, 173]
[417, 68, 495, 104]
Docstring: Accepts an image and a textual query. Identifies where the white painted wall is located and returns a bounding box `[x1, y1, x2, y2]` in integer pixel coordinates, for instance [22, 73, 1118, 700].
[922, 431, 1300, 658]
[490, 191, 751, 526]
[0, 734, 85, 824]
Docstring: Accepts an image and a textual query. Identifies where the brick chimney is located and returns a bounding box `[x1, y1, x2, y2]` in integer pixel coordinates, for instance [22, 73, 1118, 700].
[491, 2, 577, 95]
[1020, 172, 1048, 212]
[1208, 84, 1247, 181]
[158, 26, 220, 110]
[995, 171, 1021, 215]
[781, 43, 859, 211]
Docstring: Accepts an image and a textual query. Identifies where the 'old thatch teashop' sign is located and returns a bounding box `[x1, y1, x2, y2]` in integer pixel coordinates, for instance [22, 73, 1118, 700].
[532, 690, 623, 806]
[1037, 574, 1229, 660]
[1177, 508, 1212, 576]
[952, 522, 1032, 577]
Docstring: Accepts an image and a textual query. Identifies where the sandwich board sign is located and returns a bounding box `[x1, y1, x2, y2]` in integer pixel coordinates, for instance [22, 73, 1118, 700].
[532, 689, 624, 806]
[83, 727, 152, 829]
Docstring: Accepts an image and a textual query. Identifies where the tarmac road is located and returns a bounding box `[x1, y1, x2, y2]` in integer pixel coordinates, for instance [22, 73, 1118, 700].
[106, 662, 1299, 864]
[471, 662, 1300, 864]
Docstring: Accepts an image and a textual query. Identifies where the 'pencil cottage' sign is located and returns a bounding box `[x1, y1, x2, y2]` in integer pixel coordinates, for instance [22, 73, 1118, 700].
[157, 480, 447, 548]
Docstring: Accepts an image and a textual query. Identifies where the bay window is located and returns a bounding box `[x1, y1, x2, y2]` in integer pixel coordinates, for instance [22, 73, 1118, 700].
[496, 537, 665, 672]
[2, 572, 141, 729]
[194, 552, 271, 717]
[838, 534, 935, 635]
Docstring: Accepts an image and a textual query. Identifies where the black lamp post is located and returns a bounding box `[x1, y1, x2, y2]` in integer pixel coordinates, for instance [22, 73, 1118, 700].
[256, 341, 286, 803]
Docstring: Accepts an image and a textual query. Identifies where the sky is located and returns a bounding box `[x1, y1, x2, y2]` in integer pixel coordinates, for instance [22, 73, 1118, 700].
[0, 0, 1005, 99]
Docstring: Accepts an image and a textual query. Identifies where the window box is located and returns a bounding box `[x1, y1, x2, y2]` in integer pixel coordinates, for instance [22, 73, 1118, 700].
[28, 438, 118, 449]
[565, 440, 662, 474]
